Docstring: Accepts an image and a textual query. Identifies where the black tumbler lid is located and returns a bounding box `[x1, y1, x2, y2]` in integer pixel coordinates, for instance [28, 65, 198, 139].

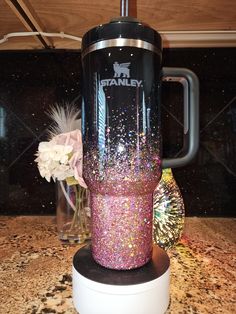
[82, 17, 162, 54]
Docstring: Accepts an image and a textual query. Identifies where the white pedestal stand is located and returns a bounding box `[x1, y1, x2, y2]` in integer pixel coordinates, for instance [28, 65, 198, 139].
[72, 245, 170, 314]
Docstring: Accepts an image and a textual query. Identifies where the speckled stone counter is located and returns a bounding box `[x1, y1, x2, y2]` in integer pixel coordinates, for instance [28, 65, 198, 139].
[0, 216, 235, 314]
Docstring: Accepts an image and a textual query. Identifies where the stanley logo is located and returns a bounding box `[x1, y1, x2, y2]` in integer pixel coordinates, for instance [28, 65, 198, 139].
[100, 62, 143, 88]
[113, 62, 130, 78]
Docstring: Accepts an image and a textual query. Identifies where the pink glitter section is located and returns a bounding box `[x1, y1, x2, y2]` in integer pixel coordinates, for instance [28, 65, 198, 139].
[84, 149, 161, 269]
[91, 192, 153, 270]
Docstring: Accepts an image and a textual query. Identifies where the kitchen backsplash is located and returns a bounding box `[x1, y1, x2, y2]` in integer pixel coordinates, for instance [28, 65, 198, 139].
[0, 48, 235, 216]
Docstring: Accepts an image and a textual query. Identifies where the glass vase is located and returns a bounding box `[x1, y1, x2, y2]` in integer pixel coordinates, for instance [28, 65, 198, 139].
[56, 181, 91, 244]
[153, 169, 185, 250]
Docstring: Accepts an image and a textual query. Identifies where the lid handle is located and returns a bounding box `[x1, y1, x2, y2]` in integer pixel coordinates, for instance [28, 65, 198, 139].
[161, 67, 199, 168]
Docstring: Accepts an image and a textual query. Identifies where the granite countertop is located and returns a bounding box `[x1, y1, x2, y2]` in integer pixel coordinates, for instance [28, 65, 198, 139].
[0, 216, 235, 314]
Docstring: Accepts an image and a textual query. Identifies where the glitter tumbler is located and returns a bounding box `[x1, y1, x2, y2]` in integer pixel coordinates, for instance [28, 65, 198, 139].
[81, 18, 199, 270]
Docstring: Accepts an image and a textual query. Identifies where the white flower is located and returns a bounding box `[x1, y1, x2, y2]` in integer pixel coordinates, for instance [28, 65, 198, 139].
[53, 164, 74, 181]
[35, 140, 74, 182]
[37, 163, 52, 182]
[37, 141, 73, 163]
[35, 126, 87, 188]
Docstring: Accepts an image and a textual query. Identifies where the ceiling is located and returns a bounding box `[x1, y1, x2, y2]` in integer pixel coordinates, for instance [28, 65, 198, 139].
[0, 0, 236, 50]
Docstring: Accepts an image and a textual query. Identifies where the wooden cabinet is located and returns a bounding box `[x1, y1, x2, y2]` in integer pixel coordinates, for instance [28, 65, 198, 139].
[1, 0, 236, 49]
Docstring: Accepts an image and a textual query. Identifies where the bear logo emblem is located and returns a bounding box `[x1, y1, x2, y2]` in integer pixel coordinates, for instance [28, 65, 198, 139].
[113, 62, 131, 78]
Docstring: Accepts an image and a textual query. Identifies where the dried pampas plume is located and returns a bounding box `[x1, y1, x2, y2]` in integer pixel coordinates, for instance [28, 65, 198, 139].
[47, 103, 81, 139]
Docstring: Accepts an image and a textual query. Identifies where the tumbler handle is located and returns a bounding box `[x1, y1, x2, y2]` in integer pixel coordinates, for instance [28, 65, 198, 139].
[161, 67, 199, 168]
